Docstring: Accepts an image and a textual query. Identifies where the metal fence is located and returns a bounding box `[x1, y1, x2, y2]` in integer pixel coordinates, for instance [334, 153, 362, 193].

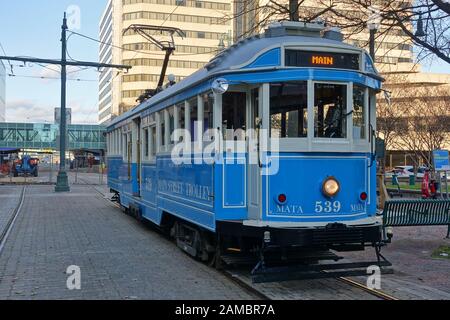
[0, 154, 107, 186]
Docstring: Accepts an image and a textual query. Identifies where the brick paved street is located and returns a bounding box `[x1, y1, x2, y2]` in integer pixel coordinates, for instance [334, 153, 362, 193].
[0, 185, 258, 300]
[342, 226, 450, 299]
[1, 182, 450, 300]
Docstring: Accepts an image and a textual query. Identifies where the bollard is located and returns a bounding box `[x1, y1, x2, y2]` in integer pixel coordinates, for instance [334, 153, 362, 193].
[409, 175, 415, 186]
[392, 174, 399, 186]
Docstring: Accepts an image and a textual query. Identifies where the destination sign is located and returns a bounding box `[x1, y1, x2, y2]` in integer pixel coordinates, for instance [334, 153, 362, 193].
[285, 50, 360, 70]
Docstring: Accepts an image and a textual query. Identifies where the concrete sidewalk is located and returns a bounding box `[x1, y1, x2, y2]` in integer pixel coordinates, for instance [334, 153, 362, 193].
[0, 185, 256, 300]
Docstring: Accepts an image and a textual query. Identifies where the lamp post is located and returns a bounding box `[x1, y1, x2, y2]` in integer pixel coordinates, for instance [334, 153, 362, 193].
[368, 22, 379, 61]
[415, 12, 426, 38]
[55, 13, 70, 192]
[367, 6, 381, 61]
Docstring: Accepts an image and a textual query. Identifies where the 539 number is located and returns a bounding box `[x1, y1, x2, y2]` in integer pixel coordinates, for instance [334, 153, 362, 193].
[315, 201, 341, 213]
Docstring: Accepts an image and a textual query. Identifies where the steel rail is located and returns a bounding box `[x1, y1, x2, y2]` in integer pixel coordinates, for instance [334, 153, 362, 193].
[337, 276, 400, 300]
[0, 186, 26, 256]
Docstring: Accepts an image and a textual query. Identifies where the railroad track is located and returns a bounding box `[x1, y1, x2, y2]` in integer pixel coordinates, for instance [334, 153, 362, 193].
[92, 185, 398, 301]
[0, 186, 26, 256]
[336, 276, 399, 300]
[88, 185, 269, 300]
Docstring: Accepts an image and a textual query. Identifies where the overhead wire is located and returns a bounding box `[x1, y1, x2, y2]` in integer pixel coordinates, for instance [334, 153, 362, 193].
[7, 73, 98, 82]
[67, 30, 221, 57]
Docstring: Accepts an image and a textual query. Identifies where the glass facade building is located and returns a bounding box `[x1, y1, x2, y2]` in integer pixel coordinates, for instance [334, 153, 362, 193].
[0, 122, 106, 151]
[0, 60, 5, 122]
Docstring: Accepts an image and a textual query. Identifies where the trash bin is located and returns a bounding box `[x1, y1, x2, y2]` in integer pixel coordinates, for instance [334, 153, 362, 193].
[392, 174, 399, 186]
[409, 175, 415, 186]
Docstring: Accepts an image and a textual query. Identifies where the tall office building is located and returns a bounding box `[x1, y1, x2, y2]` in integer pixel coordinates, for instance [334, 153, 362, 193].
[98, 0, 233, 124]
[0, 60, 5, 122]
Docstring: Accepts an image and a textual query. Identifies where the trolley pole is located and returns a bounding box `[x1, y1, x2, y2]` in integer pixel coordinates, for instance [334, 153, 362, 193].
[0, 12, 131, 192]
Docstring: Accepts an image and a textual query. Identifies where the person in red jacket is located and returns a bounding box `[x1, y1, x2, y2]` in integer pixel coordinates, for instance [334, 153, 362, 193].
[422, 170, 431, 199]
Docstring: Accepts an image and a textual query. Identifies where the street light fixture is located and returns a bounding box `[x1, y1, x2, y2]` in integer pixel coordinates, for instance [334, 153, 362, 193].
[366, 5, 381, 61]
[368, 22, 379, 61]
[415, 13, 426, 38]
[218, 38, 225, 51]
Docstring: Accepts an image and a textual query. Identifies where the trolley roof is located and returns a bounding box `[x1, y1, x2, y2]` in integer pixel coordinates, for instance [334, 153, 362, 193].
[108, 22, 381, 129]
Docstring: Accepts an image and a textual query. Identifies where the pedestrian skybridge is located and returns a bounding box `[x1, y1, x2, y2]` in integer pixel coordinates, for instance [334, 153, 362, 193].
[0, 122, 106, 151]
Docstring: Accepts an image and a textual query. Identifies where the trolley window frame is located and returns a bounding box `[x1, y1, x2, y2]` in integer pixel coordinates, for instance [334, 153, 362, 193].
[258, 80, 372, 153]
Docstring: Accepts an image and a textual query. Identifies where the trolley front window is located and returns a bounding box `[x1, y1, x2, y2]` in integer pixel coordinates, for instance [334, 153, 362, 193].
[314, 83, 347, 139]
[270, 82, 308, 138]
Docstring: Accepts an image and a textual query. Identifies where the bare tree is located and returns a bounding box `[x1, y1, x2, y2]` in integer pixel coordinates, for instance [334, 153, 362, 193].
[397, 90, 450, 168]
[384, 84, 450, 168]
[229, 0, 339, 40]
[229, 0, 450, 65]
[337, 0, 450, 64]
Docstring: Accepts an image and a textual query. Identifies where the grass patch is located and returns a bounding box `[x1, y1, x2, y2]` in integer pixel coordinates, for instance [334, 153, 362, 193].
[386, 183, 450, 192]
[432, 246, 450, 260]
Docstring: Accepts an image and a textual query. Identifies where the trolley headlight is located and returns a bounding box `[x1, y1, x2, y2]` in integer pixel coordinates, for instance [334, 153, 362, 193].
[322, 177, 340, 198]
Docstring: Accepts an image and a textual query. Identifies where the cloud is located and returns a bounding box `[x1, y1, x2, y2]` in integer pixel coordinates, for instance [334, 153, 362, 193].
[6, 99, 98, 124]
[6, 99, 53, 123]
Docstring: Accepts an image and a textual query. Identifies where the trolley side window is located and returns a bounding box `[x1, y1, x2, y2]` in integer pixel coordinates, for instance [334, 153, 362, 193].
[178, 102, 186, 143]
[203, 93, 214, 130]
[314, 83, 347, 139]
[222, 92, 246, 141]
[353, 85, 366, 140]
[159, 111, 166, 150]
[270, 82, 308, 138]
[150, 125, 157, 158]
[123, 133, 128, 159]
[189, 97, 198, 142]
[143, 127, 149, 159]
[168, 107, 175, 145]
[202, 92, 214, 142]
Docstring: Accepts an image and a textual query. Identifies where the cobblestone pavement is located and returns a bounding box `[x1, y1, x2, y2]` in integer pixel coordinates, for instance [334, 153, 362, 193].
[341, 225, 450, 300]
[0, 185, 258, 300]
[0, 186, 22, 236]
[2, 181, 449, 300]
[90, 183, 450, 300]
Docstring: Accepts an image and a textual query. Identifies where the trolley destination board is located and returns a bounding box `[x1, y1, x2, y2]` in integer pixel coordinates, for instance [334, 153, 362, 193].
[285, 50, 360, 70]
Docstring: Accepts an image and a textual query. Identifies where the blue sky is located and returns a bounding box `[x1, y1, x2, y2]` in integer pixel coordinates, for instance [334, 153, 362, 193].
[0, 0, 107, 123]
[1, 1, 449, 124]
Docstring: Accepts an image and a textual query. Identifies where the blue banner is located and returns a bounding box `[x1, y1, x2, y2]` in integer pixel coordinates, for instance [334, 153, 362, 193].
[433, 150, 450, 171]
